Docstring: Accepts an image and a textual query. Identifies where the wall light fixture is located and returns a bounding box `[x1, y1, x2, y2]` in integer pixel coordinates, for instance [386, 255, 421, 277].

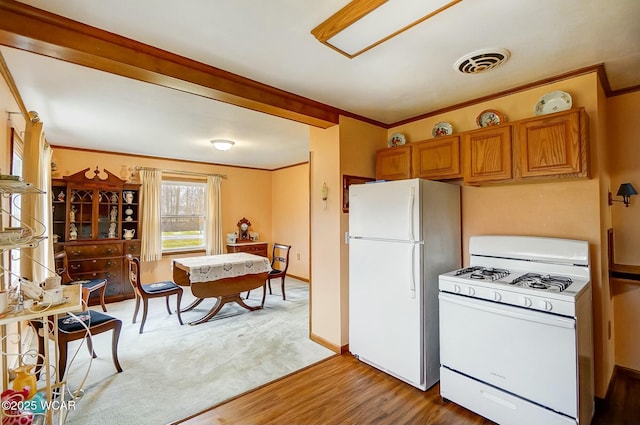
[608, 183, 638, 207]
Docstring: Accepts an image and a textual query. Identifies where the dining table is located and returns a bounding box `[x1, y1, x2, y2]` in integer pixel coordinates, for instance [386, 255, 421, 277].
[172, 252, 271, 325]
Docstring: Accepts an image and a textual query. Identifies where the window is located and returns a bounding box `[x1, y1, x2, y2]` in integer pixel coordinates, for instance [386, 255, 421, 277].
[161, 180, 206, 252]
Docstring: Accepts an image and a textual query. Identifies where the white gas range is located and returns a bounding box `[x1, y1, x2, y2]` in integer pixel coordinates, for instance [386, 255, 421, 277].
[439, 235, 595, 425]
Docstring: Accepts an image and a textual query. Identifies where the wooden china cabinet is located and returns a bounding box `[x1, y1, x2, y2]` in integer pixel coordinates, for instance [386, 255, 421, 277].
[52, 167, 141, 304]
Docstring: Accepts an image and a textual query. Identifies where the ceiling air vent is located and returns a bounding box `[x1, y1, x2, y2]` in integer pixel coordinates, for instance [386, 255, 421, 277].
[455, 48, 510, 74]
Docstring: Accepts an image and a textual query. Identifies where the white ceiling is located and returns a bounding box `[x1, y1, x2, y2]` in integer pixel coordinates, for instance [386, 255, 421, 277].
[2, 0, 640, 169]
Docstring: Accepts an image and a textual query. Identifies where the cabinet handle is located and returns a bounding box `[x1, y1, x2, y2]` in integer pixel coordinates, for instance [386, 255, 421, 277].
[107, 248, 114, 254]
[71, 251, 80, 256]
[92, 259, 97, 263]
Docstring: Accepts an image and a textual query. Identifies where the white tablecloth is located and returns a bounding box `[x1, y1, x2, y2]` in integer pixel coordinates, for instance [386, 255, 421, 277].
[173, 253, 272, 284]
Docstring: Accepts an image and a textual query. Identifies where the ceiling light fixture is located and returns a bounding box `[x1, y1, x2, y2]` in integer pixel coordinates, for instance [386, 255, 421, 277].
[311, 0, 463, 59]
[211, 139, 235, 151]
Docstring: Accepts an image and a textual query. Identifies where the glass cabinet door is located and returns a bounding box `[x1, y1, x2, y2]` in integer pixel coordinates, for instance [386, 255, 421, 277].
[51, 184, 67, 243]
[99, 190, 120, 239]
[69, 188, 93, 240]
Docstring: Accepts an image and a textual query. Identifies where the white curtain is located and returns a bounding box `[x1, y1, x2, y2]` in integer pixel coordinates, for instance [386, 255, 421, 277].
[20, 113, 54, 281]
[140, 168, 163, 262]
[205, 175, 223, 255]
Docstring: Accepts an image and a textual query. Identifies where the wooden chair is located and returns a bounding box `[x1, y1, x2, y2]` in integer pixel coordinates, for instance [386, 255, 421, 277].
[266, 243, 292, 300]
[33, 255, 123, 380]
[245, 244, 292, 304]
[33, 311, 123, 380]
[54, 250, 108, 312]
[125, 254, 184, 334]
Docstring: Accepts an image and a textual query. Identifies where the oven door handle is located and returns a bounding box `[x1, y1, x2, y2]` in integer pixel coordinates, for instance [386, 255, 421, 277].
[439, 292, 575, 329]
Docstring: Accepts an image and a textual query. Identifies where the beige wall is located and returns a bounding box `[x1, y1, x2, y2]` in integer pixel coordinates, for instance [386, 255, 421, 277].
[386, 72, 614, 397]
[271, 163, 309, 280]
[607, 91, 640, 264]
[309, 124, 342, 349]
[607, 91, 640, 371]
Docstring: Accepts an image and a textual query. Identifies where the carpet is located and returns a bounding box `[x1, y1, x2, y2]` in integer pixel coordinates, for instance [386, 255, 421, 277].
[47, 278, 333, 425]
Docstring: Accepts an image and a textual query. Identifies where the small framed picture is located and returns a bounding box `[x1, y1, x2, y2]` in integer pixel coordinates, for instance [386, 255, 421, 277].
[342, 175, 375, 213]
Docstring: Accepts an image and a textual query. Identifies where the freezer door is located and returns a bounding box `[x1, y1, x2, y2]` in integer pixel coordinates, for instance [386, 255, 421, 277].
[349, 179, 420, 241]
[349, 237, 424, 388]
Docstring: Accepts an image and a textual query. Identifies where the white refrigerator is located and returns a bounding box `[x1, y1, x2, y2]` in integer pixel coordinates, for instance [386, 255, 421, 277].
[348, 178, 460, 390]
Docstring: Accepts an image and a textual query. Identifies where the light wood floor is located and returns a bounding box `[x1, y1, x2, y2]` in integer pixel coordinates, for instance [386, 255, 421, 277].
[173, 353, 640, 425]
[172, 354, 495, 425]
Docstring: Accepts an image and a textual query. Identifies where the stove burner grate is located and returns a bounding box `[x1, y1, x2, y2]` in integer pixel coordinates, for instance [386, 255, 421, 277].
[454, 266, 510, 281]
[455, 266, 485, 276]
[510, 273, 573, 292]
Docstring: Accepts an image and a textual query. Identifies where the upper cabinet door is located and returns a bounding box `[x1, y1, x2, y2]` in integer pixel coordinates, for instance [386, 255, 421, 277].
[411, 136, 461, 179]
[516, 109, 587, 178]
[376, 145, 412, 181]
[462, 125, 512, 184]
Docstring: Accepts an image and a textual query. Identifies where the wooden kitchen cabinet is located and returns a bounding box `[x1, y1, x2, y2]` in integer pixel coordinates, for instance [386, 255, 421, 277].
[515, 108, 588, 179]
[411, 136, 461, 179]
[52, 168, 141, 304]
[462, 125, 513, 184]
[375, 145, 411, 181]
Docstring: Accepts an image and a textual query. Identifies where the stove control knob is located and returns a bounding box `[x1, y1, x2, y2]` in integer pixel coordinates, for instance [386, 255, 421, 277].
[453, 284, 461, 294]
[493, 292, 502, 301]
[521, 296, 532, 307]
[467, 287, 475, 296]
[540, 300, 553, 311]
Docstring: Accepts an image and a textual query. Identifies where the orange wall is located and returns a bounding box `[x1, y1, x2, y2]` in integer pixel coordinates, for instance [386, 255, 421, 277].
[607, 90, 640, 370]
[607, 91, 640, 264]
[386, 72, 614, 396]
[271, 163, 309, 280]
[309, 124, 342, 350]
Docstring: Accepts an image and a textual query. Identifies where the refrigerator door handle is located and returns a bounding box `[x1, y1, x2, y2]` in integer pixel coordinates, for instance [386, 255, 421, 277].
[409, 243, 416, 299]
[408, 186, 415, 241]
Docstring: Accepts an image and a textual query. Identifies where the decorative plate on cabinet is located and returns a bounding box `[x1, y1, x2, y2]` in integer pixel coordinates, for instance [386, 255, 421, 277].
[432, 122, 453, 137]
[534, 90, 572, 115]
[476, 109, 506, 127]
[388, 132, 407, 147]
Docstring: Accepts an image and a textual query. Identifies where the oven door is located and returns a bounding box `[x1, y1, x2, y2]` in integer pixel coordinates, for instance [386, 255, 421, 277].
[439, 292, 577, 418]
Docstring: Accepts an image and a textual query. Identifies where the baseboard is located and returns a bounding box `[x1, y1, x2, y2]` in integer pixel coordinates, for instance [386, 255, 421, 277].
[616, 364, 640, 378]
[288, 273, 309, 283]
[309, 332, 348, 354]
